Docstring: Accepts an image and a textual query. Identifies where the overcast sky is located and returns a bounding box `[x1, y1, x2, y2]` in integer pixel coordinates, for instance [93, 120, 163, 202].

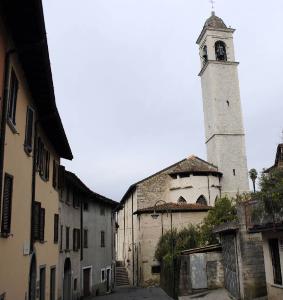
[43, 0, 283, 201]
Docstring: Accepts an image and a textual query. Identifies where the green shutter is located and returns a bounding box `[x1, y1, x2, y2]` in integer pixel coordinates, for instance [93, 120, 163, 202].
[1, 174, 13, 236]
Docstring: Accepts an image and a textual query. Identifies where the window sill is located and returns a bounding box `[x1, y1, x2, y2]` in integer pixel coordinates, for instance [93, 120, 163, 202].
[0, 232, 12, 238]
[65, 249, 71, 253]
[7, 119, 19, 134]
[271, 284, 283, 289]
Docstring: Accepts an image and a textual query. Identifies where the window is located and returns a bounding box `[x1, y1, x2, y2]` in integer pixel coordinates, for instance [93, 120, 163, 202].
[24, 106, 34, 153]
[57, 165, 65, 189]
[73, 189, 80, 208]
[84, 229, 88, 248]
[36, 138, 50, 181]
[215, 41, 227, 61]
[54, 214, 59, 243]
[52, 160, 59, 189]
[202, 45, 208, 63]
[1, 174, 13, 237]
[269, 239, 282, 285]
[65, 227, 70, 250]
[7, 69, 19, 125]
[39, 208, 45, 242]
[100, 205, 105, 216]
[73, 228, 80, 251]
[101, 269, 105, 282]
[151, 265, 161, 274]
[178, 196, 187, 203]
[50, 267, 56, 300]
[196, 195, 208, 206]
[74, 278, 77, 291]
[101, 231, 105, 248]
[60, 225, 63, 251]
[233, 169, 236, 176]
[83, 201, 88, 211]
[39, 266, 46, 300]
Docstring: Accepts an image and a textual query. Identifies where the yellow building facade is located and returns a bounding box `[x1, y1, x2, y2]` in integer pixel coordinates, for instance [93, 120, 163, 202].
[0, 2, 73, 299]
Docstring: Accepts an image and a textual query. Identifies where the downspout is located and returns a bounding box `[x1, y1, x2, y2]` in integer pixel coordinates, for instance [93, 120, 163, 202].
[0, 49, 15, 219]
[30, 121, 38, 253]
[131, 192, 134, 286]
[207, 175, 211, 205]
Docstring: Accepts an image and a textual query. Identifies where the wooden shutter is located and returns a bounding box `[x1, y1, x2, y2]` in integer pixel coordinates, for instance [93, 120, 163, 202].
[77, 229, 81, 249]
[73, 229, 76, 251]
[39, 208, 45, 242]
[45, 151, 50, 180]
[58, 165, 65, 189]
[52, 160, 58, 189]
[1, 174, 13, 236]
[101, 231, 105, 247]
[24, 106, 34, 152]
[33, 201, 41, 241]
[54, 214, 59, 243]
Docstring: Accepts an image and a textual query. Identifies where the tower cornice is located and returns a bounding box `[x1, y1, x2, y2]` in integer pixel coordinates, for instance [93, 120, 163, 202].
[196, 27, 235, 45]
[198, 60, 239, 76]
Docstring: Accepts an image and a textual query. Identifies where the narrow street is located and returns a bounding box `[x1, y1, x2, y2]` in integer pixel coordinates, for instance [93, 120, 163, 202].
[93, 287, 174, 300]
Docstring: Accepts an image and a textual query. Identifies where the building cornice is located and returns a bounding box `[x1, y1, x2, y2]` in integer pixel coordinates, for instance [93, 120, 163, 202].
[196, 27, 235, 45]
[198, 60, 239, 76]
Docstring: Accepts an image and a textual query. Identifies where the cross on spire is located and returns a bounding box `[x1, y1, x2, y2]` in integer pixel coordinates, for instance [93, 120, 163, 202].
[210, 0, 216, 12]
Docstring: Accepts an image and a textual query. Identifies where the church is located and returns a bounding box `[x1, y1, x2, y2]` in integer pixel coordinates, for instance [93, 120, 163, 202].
[116, 12, 250, 287]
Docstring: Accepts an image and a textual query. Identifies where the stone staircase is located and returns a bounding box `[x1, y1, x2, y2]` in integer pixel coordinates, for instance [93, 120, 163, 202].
[116, 261, 130, 287]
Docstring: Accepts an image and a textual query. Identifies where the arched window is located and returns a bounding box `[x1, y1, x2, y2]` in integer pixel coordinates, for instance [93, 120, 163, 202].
[215, 41, 227, 61]
[196, 195, 207, 206]
[202, 45, 208, 63]
[178, 196, 187, 203]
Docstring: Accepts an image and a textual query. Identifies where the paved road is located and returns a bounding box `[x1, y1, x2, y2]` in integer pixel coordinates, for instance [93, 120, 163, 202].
[93, 287, 174, 300]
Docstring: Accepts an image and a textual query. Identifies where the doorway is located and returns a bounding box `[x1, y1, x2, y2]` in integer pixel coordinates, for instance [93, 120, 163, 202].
[63, 258, 72, 300]
[28, 254, 37, 300]
[83, 267, 91, 296]
[106, 268, 111, 293]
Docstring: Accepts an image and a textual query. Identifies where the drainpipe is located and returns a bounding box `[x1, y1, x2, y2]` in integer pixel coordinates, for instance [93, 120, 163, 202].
[207, 175, 211, 205]
[131, 192, 134, 286]
[0, 49, 16, 219]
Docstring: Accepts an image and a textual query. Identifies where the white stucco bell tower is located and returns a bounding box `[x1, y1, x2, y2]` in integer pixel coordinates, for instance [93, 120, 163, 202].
[197, 12, 249, 197]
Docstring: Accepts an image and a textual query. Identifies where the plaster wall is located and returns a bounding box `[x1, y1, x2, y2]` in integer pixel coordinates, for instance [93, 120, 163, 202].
[137, 211, 208, 286]
[82, 199, 114, 295]
[58, 184, 81, 300]
[0, 51, 32, 300]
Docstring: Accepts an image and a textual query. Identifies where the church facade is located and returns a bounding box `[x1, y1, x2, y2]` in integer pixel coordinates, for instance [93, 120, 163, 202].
[116, 12, 249, 286]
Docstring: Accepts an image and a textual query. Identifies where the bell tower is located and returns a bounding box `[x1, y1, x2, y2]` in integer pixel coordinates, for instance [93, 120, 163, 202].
[197, 12, 249, 197]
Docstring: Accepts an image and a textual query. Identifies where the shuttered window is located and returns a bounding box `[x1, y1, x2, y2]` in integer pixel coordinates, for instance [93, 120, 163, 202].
[54, 214, 59, 243]
[39, 208, 45, 242]
[7, 69, 19, 125]
[1, 174, 13, 236]
[66, 227, 70, 250]
[73, 228, 80, 251]
[24, 106, 34, 153]
[52, 160, 59, 189]
[101, 231, 105, 248]
[60, 225, 63, 251]
[36, 138, 50, 181]
[33, 201, 41, 241]
[84, 229, 88, 248]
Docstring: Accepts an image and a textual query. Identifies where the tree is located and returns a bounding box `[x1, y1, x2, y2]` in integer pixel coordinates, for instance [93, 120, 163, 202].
[252, 168, 283, 222]
[199, 196, 237, 245]
[249, 168, 258, 193]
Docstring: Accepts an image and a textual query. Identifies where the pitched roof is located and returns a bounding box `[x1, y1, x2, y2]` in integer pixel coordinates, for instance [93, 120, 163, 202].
[117, 155, 221, 210]
[169, 155, 220, 175]
[1, 0, 73, 159]
[134, 202, 211, 215]
[65, 171, 118, 208]
[264, 144, 283, 173]
[204, 12, 227, 29]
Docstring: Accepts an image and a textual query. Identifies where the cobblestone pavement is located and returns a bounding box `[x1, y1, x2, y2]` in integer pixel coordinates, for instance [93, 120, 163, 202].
[90, 287, 174, 300]
[179, 289, 230, 300]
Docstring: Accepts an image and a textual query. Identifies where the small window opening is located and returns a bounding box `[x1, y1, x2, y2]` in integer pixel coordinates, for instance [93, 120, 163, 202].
[178, 196, 187, 203]
[151, 265, 161, 274]
[269, 239, 282, 285]
[233, 169, 236, 176]
[202, 45, 208, 63]
[226, 100, 230, 107]
[215, 41, 227, 61]
[196, 195, 207, 206]
[74, 278, 77, 291]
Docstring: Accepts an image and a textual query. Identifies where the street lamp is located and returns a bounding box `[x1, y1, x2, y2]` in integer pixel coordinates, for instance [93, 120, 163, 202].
[151, 200, 175, 297]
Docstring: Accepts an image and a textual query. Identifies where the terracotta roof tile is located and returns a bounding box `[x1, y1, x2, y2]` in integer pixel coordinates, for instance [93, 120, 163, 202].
[134, 202, 211, 214]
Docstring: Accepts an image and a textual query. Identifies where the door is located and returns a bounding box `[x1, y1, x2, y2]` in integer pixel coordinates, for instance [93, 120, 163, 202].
[190, 253, 208, 290]
[222, 234, 240, 299]
[106, 268, 111, 292]
[50, 267, 56, 300]
[29, 255, 36, 300]
[63, 258, 71, 300]
[83, 268, 91, 296]
[39, 267, 46, 300]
